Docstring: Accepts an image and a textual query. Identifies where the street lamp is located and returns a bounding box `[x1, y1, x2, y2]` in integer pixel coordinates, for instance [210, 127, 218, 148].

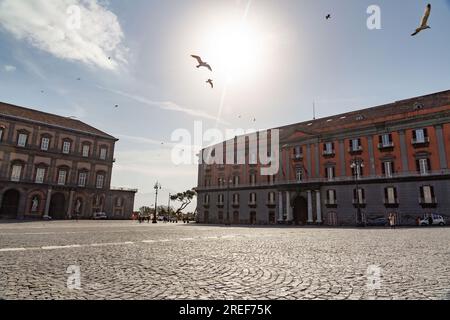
[350, 158, 365, 227]
[153, 181, 162, 224]
[226, 176, 233, 226]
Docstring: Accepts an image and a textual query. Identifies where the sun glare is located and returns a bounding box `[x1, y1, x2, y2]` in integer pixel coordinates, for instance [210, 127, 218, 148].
[201, 21, 266, 83]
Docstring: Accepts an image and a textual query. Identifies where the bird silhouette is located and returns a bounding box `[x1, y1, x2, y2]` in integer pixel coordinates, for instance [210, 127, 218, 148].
[326, 14, 331, 20]
[412, 4, 431, 36]
[206, 79, 214, 89]
[114, 104, 119, 108]
[191, 55, 212, 71]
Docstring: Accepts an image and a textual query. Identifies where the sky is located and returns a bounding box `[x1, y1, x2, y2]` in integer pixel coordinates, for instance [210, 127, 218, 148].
[0, 0, 449, 212]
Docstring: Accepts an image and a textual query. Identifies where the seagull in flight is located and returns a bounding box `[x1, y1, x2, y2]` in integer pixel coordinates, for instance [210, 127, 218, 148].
[206, 79, 214, 89]
[191, 55, 212, 71]
[326, 14, 331, 20]
[411, 4, 431, 36]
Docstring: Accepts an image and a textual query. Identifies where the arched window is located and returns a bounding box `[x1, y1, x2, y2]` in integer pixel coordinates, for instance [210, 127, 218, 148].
[78, 169, 89, 187]
[57, 166, 70, 185]
[62, 138, 73, 154]
[17, 130, 29, 147]
[82, 142, 91, 158]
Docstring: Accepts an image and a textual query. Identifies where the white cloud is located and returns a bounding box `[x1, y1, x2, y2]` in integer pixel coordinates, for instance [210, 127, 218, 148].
[97, 85, 231, 124]
[0, 0, 127, 70]
[3, 65, 16, 72]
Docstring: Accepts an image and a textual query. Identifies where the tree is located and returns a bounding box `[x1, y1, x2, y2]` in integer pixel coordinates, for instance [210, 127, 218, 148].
[170, 189, 197, 215]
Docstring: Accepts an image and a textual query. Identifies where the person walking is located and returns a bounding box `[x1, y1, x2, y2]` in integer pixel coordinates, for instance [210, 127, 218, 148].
[389, 213, 396, 229]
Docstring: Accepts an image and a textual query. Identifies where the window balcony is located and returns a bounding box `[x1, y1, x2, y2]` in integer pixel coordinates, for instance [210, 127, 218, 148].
[292, 154, 303, 161]
[348, 146, 363, 154]
[266, 200, 276, 208]
[419, 197, 437, 208]
[232, 202, 240, 208]
[322, 150, 335, 157]
[217, 202, 224, 208]
[352, 199, 367, 208]
[411, 137, 430, 147]
[378, 142, 394, 150]
[384, 199, 399, 208]
[202, 203, 210, 209]
[325, 200, 338, 208]
[248, 201, 257, 208]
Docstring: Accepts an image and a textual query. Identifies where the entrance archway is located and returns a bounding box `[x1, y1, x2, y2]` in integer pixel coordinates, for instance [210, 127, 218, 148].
[0, 189, 20, 218]
[49, 193, 66, 219]
[293, 196, 308, 225]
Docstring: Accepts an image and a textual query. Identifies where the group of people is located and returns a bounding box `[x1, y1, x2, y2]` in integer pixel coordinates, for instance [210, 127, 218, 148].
[388, 213, 397, 229]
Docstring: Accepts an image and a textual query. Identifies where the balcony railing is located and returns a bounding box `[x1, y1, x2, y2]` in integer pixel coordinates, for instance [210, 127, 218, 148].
[196, 169, 450, 191]
[322, 150, 335, 156]
[419, 197, 438, 206]
[348, 146, 363, 153]
[378, 142, 394, 150]
[412, 137, 430, 146]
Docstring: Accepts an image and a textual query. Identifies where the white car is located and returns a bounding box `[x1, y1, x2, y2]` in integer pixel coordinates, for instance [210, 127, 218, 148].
[93, 212, 108, 220]
[419, 214, 446, 226]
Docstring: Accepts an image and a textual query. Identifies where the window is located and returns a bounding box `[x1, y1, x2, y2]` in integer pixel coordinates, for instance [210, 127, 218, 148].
[249, 173, 257, 185]
[17, 133, 28, 147]
[267, 175, 275, 184]
[413, 129, 428, 144]
[116, 197, 123, 207]
[323, 142, 334, 155]
[82, 145, 90, 157]
[11, 164, 22, 182]
[249, 193, 257, 204]
[385, 187, 397, 204]
[62, 141, 71, 154]
[327, 190, 337, 205]
[268, 192, 275, 204]
[233, 176, 239, 186]
[294, 146, 302, 159]
[40, 137, 50, 151]
[420, 186, 435, 204]
[78, 172, 88, 187]
[100, 148, 108, 160]
[353, 188, 365, 204]
[417, 158, 430, 175]
[96, 174, 105, 189]
[217, 194, 224, 204]
[233, 193, 240, 204]
[58, 170, 67, 185]
[0, 127, 3, 142]
[379, 134, 393, 148]
[382, 161, 394, 178]
[204, 194, 210, 204]
[35, 167, 46, 184]
[296, 168, 303, 182]
[349, 138, 362, 152]
[326, 167, 335, 181]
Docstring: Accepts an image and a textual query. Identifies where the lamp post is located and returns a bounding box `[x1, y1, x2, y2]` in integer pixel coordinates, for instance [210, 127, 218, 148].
[350, 158, 365, 227]
[153, 181, 161, 224]
[167, 193, 171, 222]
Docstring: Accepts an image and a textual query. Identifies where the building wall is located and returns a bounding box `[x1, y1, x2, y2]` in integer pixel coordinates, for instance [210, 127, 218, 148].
[0, 114, 136, 220]
[196, 92, 450, 226]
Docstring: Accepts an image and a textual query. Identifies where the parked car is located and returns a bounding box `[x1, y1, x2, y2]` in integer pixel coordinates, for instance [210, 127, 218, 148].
[367, 217, 388, 227]
[93, 212, 108, 220]
[419, 214, 446, 226]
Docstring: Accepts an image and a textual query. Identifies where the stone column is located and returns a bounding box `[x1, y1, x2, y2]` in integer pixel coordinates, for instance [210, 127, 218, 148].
[286, 192, 292, 222]
[307, 190, 313, 224]
[44, 188, 52, 217]
[315, 190, 322, 224]
[67, 190, 75, 219]
[278, 191, 284, 222]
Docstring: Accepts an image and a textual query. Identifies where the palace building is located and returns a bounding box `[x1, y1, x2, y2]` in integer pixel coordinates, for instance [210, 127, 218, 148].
[196, 90, 450, 226]
[0, 102, 136, 220]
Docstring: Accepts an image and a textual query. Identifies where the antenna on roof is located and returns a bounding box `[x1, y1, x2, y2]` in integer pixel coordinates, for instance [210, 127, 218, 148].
[313, 101, 316, 120]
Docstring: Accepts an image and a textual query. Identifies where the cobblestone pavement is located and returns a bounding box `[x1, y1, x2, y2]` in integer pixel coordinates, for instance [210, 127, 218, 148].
[0, 221, 449, 300]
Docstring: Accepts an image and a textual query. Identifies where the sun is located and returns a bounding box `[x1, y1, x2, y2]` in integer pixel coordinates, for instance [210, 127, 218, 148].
[201, 20, 267, 83]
